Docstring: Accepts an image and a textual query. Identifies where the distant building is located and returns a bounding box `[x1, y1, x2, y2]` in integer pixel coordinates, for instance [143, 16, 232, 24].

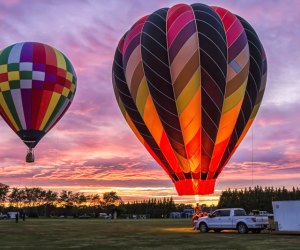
[169, 212, 181, 219]
[181, 208, 193, 218]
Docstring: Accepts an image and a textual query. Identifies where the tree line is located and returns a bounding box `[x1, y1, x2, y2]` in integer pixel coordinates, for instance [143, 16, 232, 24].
[119, 198, 176, 218]
[2, 183, 299, 218]
[218, 186, 300, 213]
[0, 183, 176, 218]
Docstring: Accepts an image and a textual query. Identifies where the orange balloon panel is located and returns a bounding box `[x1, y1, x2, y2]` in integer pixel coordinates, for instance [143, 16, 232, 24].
[112, 4, 267, 195]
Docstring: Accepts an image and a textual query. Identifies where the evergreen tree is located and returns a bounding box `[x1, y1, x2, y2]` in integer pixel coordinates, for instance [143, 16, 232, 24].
[218, 186, 300, 213]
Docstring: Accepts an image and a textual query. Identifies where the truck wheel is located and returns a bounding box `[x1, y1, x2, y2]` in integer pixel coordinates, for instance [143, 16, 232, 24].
[252, 229, 261, 234]
[237, 223, 248, 234]
[199, 223, 208, 233]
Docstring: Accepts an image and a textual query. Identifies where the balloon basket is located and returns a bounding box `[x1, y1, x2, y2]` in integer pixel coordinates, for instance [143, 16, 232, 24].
[26, 149, 35, 163]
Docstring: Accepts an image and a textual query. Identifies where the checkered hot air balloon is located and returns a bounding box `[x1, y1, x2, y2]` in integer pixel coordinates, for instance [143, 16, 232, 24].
[112, 3, 267, 195]
[0, 42, 77, 163]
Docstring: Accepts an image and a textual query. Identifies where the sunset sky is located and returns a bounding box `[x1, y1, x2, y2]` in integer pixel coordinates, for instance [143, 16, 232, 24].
[0, 0, 299, 205]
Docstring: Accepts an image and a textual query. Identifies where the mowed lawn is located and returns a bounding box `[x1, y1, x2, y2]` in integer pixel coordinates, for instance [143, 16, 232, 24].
[0, 219, 299, 250]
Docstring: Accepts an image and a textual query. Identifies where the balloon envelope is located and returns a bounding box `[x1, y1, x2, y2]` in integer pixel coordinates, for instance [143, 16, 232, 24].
[112, 4, 267, 195]
[0, 42, 77, 149]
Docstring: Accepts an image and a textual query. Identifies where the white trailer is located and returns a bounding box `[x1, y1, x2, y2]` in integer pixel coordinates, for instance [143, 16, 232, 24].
[272, 200, 300, 231]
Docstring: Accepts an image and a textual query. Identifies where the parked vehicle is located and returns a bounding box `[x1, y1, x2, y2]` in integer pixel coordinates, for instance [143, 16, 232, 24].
[0, 213, 8, 219]
[99, 213, 111, 219]
[195, 208, 269, 234]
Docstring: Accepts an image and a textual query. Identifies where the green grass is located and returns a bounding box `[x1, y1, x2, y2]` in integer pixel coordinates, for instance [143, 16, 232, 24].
[0, 219, 299, 249]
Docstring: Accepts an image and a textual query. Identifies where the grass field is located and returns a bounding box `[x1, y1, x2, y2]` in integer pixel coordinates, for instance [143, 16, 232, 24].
[0, 219, 299, 249]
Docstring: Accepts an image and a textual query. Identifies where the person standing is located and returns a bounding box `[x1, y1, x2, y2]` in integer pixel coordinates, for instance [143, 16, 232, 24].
[22, 211, 26, 221]
[113, 209, 117, 220]
[192, 203, 202, 229]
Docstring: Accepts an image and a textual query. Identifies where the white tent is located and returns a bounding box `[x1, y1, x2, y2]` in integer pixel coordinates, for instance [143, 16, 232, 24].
[272, 200, 300, 231]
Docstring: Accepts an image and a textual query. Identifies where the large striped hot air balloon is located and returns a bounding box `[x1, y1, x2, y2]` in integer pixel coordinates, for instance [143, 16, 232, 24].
[112, 3, 267, 195]
[0, 42, 77, 162]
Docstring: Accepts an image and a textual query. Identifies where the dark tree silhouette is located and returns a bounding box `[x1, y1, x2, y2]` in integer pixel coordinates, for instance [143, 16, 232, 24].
[218, 186, 300, 213]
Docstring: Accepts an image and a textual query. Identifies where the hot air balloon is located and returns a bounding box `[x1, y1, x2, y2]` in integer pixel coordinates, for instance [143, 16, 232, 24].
[112, 3, 267, 195]
[0, 42, 77, 162]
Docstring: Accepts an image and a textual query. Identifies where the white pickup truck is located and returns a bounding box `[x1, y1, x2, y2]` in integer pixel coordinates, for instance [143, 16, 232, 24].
[195, 208, 268, 234]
